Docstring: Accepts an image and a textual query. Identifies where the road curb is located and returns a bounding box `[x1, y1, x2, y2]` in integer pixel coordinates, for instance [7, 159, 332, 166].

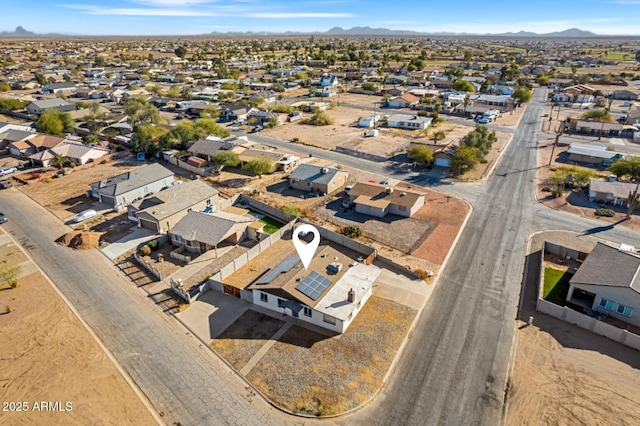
[1, 230, 164, 426]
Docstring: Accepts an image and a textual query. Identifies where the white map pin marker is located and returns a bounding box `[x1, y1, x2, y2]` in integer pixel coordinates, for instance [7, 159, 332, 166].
[293, 224, 320, 270]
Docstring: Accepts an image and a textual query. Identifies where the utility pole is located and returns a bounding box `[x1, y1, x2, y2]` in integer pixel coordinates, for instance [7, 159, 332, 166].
[548, 126, 563, 167]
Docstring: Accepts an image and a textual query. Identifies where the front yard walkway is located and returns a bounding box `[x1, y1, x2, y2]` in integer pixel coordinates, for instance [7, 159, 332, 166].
[100, 227, 156, 260]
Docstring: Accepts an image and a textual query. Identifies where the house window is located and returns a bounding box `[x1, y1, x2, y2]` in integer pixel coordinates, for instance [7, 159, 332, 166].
[398, 205, 407, 212]
[185, 240, 193, 247]
[599, 298, 616, 311]
[322, 314, 336, 325]
[616, 304, 633, 317]
[173, 234, 181, 242]
[303, 307, 312, 317]
[277, 298, 285, 308]
[260, 292, 268, 303]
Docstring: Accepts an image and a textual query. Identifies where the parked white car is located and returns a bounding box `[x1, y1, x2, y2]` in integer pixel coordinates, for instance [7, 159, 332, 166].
[0, 167, 18, 176]
[71, 209, 97, 223]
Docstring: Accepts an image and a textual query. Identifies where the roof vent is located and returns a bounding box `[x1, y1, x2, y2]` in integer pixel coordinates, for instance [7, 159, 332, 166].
[321, 167, 329, 174]
[385, 187, 393, 194]
[348, 288, 355, 303]
[400, 192, 406, 196]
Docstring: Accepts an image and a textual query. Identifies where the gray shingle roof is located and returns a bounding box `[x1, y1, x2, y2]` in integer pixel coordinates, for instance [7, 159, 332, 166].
[170, 211, 252, 247]
[0, 129, 35, 142]
[90, 163, 174, 197]
[188, 139, 236, 156]
[570, 242, 640, 293]
[132, 180, 218, 221]
[288, 164, 339, 185]
[30, 98, 70, 109]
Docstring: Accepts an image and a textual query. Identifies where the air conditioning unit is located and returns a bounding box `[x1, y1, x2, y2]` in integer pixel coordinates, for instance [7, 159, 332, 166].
[321, 167, 329, 174]
[385, 187, 393, 194]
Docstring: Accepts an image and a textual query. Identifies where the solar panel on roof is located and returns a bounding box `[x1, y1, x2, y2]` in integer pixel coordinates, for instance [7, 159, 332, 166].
[257, 256, 300, 284]
[295, 271, 331, 301]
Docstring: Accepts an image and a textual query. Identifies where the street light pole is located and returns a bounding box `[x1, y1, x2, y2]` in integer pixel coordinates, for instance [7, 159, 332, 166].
[548, 126, 563, 167]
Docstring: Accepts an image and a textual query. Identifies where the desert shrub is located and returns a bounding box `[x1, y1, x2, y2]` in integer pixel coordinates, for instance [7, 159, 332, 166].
[148, 239, 159, 251]
[40, 177, 53, 183]
[595, 208, 615, 217]
[114, 145, 125, 152]
[139, 245, 152, 256]
[551, 188, 563, 197]
[341, 225, 362, 238]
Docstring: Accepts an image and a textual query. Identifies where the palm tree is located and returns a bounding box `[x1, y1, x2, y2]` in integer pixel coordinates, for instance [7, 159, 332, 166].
[432, 130, 446, 144]
[51, 154, 70, 169]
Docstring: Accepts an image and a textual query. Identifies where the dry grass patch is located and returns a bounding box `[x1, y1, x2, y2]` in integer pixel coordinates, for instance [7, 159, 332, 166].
[210, 310, 285, 370]
[0, 242, 28, 266]
[246, 296, 416, 416]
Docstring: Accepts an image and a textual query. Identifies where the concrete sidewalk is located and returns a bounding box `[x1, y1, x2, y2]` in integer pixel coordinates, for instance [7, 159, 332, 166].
[100, 227, 157, 260]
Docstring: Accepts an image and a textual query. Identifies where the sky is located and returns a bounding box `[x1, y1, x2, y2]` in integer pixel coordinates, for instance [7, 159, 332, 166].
[3, 0, 640, 36]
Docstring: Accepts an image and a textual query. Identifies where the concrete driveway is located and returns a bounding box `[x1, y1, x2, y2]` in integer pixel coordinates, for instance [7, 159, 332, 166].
[176, 290, 250, 341]
[100, 226, 157, 260]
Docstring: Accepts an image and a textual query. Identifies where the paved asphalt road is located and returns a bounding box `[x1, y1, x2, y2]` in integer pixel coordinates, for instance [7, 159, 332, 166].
[4, 88, 640, 426]
[0, 190, 295, 426]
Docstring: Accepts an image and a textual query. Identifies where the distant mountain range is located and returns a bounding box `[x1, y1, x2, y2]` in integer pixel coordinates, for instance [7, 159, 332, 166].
[0, 25, 608, 38]
[0, 26, 69, 38]
[207, 26, 601, 38]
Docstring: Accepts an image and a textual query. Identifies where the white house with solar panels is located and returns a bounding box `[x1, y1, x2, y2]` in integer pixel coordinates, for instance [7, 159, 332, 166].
[247, 250, 381, 334]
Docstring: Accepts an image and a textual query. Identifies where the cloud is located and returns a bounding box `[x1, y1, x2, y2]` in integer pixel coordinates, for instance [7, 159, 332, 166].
[134, 0, 217, 5]
[248, 12, 353, 18]
[63, 5, 218, 16]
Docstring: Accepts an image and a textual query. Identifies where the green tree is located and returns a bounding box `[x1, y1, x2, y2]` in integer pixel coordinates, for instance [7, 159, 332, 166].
[408, 145, 434, 165]
[131, 124, 168, 153]
[451, 146, 480, 176]
[581, 108, 613, 123]
[243, 157, 274, 177]
[161, 121, 204, 148]
[608, 156, 640, 181]
[460, 125, 497, 159]
[85, 102, 106, 134]
[175, 46, 187, 58]
[452, 80, 476, 92]
[124, 96, 163, 129]
[195, 118, 230, 138]
[37, 109, 75, 135]
[513, 86, 533, 103]
[0, 98, 28, 113]
[212, 150, 241, 169]
[166, 85, 180, 98]
[34, 72, 47, 86]
[431, 130, 446, 144]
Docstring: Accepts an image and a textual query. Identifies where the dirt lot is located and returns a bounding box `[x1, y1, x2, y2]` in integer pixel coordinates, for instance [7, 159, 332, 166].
[246, 296, 416, 416]
[508, 230, 640, 425]
[0, 235, 157, 425]
[508, 315, 640, 426]
[18, 160, 142, 221]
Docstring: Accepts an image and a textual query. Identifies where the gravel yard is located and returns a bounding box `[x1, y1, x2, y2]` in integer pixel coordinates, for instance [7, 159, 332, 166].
[210, 310, 285, 370]
[314, 198, 434, 254]
[246, 296, 416, 416]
